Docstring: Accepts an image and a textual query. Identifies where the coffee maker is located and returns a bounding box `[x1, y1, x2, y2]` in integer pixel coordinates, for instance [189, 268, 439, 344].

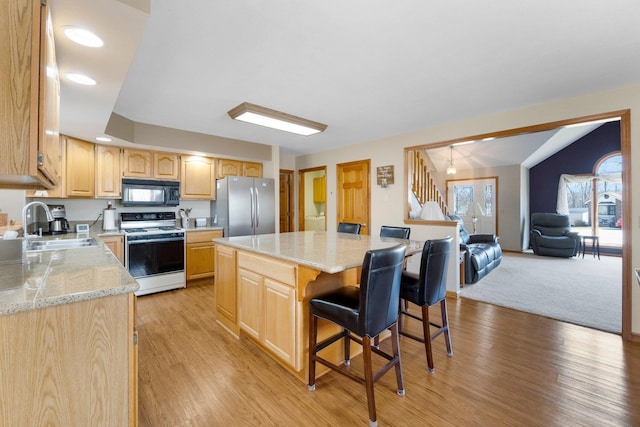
[48, 205, 70, 234]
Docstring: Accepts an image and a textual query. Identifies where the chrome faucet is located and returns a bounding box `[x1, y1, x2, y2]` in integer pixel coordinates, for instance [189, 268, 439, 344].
[22, 201, 54, 238]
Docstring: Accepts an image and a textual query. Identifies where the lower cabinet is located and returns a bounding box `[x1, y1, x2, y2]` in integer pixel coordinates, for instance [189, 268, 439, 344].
[101, 234, 125, 265]
[237, 252, 296, 368]
[0, 293, 137, 426]
[215, 244, 237, 331]
[186, 229, 223, 282]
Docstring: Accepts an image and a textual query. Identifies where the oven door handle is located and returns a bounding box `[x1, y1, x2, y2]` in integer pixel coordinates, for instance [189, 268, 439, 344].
[127, 237, 185, 245]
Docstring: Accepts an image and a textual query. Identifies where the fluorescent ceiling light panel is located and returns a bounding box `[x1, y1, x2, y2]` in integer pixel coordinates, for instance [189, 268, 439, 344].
[228, 102, 327, 136]
[96, 136, 112, 142]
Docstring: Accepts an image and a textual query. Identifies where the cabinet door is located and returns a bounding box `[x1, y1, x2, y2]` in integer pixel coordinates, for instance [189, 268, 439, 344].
[263, 278, 296, 366]
[96, 145, 121, 198]
[101, 235, 124, 264]
[66, 136, 95, 197]
[123, 149, 152, 178]
[186, 242, 215, 281]
[39, 7, 61, 187]
[217, 159, 241, 178]
[181, 155, 216, 200]
[238, 268, 262, 340]
[242, 162, 263, 178]
[153, 152, 179, 180]
[215, 245, 237, 326]
[313, 176, 326, 203]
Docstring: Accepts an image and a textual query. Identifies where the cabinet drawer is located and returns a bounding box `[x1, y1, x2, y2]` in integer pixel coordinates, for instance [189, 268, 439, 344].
[237, 252, 296, 286]
[186, 230, 223, 244]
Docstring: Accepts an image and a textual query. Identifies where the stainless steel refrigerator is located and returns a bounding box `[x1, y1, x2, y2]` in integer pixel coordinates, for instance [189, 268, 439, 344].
[215, 176, 276, 237]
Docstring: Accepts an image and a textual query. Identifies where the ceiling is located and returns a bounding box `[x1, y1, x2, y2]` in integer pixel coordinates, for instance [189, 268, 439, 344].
[50, 0, 640, 161]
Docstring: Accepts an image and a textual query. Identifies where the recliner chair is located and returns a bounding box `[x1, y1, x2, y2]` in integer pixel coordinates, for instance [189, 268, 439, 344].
[449, 215, 502, 284]
[530, 213, 580, 258]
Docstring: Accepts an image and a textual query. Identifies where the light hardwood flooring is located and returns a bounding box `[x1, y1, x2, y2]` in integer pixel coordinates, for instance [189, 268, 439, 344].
[136, 280, 640, 426]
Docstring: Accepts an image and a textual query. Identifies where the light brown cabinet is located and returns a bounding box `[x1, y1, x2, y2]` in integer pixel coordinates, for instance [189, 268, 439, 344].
[313, 176, 326, 203]
[186, 229, 223, 281]
[215, 245, 238, 333]
[153, 152, 180, 180]
[0, 0, 61, 189]
[217, 159, 263, 179]
[0, 293, 138, 426]
[96, 145, 122, 198]
[237, 251, 296, 367]
[122, 149, 152, 178]
[101, 234, 125, 265]
[181, 155, 216, 200]
[243, 161, 263, 178]
[122, 149, 179, 180]
[65, 136, 95, 198]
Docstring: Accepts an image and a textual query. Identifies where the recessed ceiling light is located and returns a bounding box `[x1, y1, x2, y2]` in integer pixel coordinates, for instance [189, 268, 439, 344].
[96, 136, 112, 142]
[66, 73, 96, 85]
[228, 102, 327, 136]
[63, 26, 104, 47]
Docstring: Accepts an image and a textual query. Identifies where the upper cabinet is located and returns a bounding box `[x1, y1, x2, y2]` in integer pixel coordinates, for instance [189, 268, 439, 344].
[122, 149, 152, 179]
[217, 159, 263, 179]
[313, 176, 326, 203]
[122, 149, 179, 180]
[95, 145, 121, 198]
[65, 136, 95, 198]
[153, 152, 180, 180]
[243, 161, 263, 178]
[181, 155, 216, 200]
[0, 0, 61, 189]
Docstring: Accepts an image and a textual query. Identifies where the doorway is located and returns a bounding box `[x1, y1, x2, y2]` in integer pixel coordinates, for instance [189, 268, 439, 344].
[337, 159, 370, 235]
[298, 166, 326, 231]
[279, 170, 294, 233]
[404, 110, 631, 338]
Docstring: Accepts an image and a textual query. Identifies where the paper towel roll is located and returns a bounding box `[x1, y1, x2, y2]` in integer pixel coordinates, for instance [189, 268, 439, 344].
[103, 209, 117, 231]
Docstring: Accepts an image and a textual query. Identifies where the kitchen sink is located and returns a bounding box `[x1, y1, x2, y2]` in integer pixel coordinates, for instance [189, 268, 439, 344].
[26, 237, 98, 252]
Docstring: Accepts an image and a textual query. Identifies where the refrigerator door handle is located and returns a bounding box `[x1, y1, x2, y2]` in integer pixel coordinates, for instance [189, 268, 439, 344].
[250, 187, 255, 228]
[255, 187, 260, 228]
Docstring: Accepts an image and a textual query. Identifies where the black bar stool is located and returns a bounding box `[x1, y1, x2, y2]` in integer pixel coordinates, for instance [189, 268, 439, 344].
[399, 236, 453, 373]
[337, 222, 361, 234]
[308, 245, 407, 427]
[380, 225, 411, 239]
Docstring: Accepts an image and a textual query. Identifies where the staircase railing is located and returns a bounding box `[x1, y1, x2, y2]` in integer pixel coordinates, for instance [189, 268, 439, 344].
[410, 150, 449, 216]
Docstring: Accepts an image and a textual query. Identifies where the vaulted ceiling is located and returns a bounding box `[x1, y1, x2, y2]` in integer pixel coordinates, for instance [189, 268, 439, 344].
[51, 0, 640, 162]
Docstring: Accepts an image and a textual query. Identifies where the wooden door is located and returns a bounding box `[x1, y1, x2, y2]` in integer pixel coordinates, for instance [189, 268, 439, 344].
[153, 152, 179, 180]
[181, 156, 215, 200]
[337, 160, 370, 235]
[279, 170, 294, 232]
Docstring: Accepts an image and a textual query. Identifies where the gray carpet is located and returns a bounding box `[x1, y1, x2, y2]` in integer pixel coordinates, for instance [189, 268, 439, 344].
[459, 251, 622, 333]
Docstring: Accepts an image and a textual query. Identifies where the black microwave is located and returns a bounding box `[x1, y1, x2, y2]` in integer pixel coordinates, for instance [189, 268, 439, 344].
[121, 179, 180, 207]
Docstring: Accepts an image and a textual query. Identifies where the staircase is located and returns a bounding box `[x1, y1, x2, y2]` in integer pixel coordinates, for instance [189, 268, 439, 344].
[410, 150, 449, 216]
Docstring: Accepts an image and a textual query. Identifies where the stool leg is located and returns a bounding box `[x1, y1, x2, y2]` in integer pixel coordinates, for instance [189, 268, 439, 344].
[597, 238, 600, 260]
[308, 312, 318, 391]
[390, 323, 405, 396]
[362, 336, 377, 427]
[344, 329, 351, 366]
[422, 304, 434, 373]
[441, 299, 453, 357]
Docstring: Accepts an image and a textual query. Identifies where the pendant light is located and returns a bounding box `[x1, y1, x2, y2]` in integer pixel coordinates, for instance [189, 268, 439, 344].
[446, 146, 457, 175]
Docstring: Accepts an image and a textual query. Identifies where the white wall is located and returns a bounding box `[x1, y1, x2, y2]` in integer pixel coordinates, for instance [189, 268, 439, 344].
[296, 82, 640, 335]
[0, 190, 26, 224]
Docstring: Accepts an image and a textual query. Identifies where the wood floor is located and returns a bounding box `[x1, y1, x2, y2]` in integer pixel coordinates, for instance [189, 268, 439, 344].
[136, 280, 640, 426]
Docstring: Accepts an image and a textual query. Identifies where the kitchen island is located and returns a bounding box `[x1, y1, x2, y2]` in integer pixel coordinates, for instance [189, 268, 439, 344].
[0, 235, 139, 426]
[213, 231, 422, 381]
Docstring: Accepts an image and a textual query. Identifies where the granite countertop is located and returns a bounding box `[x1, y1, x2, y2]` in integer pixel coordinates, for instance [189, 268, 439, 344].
[0, 233, 139, 316]
[214, 231, 423, 274]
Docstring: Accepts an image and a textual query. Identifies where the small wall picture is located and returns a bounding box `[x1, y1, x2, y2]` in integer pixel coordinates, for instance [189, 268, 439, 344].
[376, 165, 394, 187]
